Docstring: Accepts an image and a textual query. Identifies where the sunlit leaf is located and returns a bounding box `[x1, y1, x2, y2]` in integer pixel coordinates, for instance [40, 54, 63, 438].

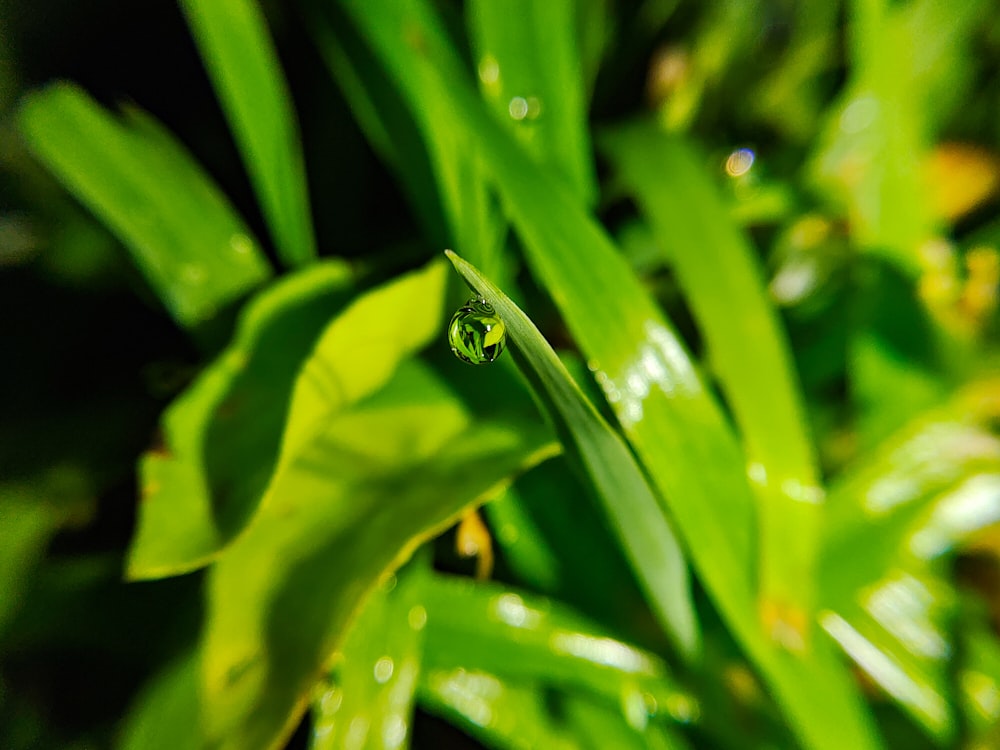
[198, 357, 556, 748]
[127, 261, 353, 578]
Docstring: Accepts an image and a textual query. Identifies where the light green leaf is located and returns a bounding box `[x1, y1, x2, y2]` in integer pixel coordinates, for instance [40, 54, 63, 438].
[420, 574, 691, 710]
[601, 122, 822, 642]
[180, 0, 316, 267]
[446, 250, 698, 658]
[126, 261, 353, 579]
[198, 357, 557, 748]
[18, 82, 272, 328]
[468, 0, 597, 205]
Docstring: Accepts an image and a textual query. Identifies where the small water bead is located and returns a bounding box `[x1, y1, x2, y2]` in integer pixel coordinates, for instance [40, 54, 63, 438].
[448, 296, 507, 365]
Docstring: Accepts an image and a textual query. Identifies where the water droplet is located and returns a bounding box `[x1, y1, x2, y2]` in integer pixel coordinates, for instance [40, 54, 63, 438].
[407, 605, 427, 631]
[525, 96, 542, 119]
[508, 96, 529, 121]
[725, 148, 755, 177]
[374, 656, 395, 684]
[448, 296, 507, 365]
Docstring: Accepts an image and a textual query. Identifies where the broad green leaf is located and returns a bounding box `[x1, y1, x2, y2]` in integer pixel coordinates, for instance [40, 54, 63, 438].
[199, 358, 557, 748]
[420, 574, 691, 711]
[468, 0, 597, 205]
[601, 122, 822, 643]
[419, 668, 690, 750]
[446, 251, 698, 658]
[180, 0, 316, 267]
[342, 6, 882, 747]
[310, 561, 427, 750]
[419, 668, 579, 750]
[127, 261, 353, 579]
[18, 83, 272, 328]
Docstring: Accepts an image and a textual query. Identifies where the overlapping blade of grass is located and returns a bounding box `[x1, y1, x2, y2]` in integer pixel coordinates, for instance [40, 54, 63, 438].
[199, 359, 556, 748]
[18, 83, 272, 328]
[420, 574, 691, 708]
[817, 379, 1000, 739]
[467, 0, 597, 205]
[446, 251, 698, 658]
[420, 669, 690, 750]
[309, 561, 427, 750]
[308, 1, 509, 286]
[180, 0, 316, 267]
[340, 5, 882, 746]
[602, 123, 823, 644]
[126, 261, 352, 579]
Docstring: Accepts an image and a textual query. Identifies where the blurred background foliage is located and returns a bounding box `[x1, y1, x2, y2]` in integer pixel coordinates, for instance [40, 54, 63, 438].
[2, 0, 1000, 748]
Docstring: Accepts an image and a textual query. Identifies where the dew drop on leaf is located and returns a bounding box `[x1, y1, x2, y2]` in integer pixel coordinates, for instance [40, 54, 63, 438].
[448, 296, 507, 365]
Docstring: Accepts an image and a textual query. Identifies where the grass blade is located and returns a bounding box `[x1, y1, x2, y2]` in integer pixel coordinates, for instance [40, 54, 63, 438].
[468, 0, 597, 205]
[446, 250, 699, 658]
[18, 83, 272, 328]
[181, 0, 317, 267]
[601, 123, 823, 647]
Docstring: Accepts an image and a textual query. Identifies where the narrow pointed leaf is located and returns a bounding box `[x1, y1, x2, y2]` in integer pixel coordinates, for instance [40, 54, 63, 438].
[446, 250, 698, 658]
[181, 0, 316, 267]
[18, 83, 271, 327]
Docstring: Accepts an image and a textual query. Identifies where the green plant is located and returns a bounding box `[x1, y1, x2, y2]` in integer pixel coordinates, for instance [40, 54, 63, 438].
[5, 0, 1000, 748]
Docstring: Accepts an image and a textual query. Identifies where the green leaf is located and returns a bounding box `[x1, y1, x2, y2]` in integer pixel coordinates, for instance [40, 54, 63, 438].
[126, 261, 353, 579]
[419, 668, 690, 750]
[446, 250, 698, 658]
[818, 379, 1000, 739]
[180, 0, 317, 267]
[198, 357, 557, 748]
[468, 0, 597, 205]
[18, 82, 272, 328]
[341, 4, 881, 746]
[419, 668, 580, 750]
[310, 560, 427, 750]
[600, 122, 823, 642]
[420, 574, 695, 715]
